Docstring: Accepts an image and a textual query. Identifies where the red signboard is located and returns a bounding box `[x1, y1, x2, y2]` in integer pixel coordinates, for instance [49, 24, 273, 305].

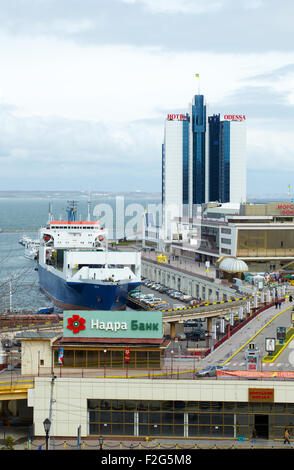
[224, 115, 246, 121]
[248, 388, 274, 402]
[277, 204, 294, 215]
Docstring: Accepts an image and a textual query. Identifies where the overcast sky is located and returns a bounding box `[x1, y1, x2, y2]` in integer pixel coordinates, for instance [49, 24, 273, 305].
[1, 0, 294, 196]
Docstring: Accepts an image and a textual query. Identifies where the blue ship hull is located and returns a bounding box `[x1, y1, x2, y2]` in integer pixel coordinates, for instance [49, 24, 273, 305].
[38, 264, 131, 311]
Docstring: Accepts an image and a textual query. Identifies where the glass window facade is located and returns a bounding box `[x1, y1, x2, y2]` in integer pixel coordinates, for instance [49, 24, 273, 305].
[54, 348, 161, 369]
[182, 120, 189, 205]
[208, 114, 221, 202]
[220, 121, 230, 203]
[192, 95, 206, 204]
[87, 399, 294, 440]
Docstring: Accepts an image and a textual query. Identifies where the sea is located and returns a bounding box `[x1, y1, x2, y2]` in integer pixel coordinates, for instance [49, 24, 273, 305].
[0, 193, 161, 312]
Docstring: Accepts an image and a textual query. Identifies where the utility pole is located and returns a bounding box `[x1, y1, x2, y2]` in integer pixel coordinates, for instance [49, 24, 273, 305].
[48, 373, 57, 450]
[9, 279, 12, 312]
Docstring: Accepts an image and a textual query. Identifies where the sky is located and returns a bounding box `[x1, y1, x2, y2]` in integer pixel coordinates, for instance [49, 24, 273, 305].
[0, 0, 294, 197]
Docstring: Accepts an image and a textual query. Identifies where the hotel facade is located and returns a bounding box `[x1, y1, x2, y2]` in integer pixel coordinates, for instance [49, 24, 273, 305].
[162, 94, 246, 240]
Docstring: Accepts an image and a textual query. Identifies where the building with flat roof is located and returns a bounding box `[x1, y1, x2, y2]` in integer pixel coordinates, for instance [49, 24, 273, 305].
[164, 201, 294, 274]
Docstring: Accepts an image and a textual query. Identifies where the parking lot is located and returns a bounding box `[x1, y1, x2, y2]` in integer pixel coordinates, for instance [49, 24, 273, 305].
[130, 278, 202, 310]
[129, 280, 208, 343]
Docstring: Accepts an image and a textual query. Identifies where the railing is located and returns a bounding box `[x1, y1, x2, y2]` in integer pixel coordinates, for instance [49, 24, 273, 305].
[203, 300, 279, 357]
[25, 438, 287, 450]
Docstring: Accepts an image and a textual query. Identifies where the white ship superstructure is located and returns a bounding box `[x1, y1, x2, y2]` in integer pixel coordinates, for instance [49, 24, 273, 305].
[37, 214, 141, 311]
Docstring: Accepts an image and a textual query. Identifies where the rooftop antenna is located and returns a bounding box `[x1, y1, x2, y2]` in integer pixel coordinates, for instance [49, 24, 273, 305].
[67, 200, 77, 222]
[48, 202, 53, 223]
[87, 191, 92, 222]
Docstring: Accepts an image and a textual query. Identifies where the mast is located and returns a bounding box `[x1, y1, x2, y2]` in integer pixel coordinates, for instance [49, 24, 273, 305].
[67, 201, 77, 222]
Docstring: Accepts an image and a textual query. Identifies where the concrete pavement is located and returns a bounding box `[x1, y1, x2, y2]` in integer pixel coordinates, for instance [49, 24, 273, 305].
[201, 301, 293, 367]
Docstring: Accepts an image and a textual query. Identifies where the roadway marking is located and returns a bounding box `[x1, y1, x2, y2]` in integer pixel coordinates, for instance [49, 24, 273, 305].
[222, 304, 293, 366]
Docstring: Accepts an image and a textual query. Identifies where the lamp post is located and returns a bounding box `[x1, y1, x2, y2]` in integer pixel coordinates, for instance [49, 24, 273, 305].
[99, 435, 104, 450]
[104, 349, 107, 378]
[43, 418, 51, 450]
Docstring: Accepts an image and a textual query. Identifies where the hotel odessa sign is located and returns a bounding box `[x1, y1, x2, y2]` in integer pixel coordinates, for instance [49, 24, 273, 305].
[63, 310, 163, 339]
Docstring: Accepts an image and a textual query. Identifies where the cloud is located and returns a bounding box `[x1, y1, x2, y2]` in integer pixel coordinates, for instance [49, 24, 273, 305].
[120, 0, 223, 14]
[0, 2, 293, 195]
[0, 103, 162, 191]
[0, 0, 292, 54]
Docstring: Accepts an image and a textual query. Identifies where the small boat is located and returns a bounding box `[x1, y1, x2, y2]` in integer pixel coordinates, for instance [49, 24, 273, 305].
[24, 240, 40, 260]
[19, 235, 32, 246]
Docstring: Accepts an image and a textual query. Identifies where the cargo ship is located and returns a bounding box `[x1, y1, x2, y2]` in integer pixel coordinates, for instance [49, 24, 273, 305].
[37, 203, 141, 311]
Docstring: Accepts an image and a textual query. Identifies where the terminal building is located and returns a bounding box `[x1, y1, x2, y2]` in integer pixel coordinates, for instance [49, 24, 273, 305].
[163, 201, 294, 275]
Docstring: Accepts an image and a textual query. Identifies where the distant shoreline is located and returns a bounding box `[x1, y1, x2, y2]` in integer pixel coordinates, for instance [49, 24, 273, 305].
[0, 191, 290, 203]
[0, 191, 162, 200]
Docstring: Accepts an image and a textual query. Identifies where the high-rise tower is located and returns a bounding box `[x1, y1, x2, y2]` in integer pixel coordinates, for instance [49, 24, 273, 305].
[162, 93, 247, 240]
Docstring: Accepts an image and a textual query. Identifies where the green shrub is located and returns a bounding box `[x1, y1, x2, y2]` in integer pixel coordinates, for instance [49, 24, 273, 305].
[0, 435, 16, 450]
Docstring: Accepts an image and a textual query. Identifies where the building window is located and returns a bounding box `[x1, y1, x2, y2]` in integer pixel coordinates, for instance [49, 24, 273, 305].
[221, 238, 231, 245]
[87, 400, 264, 438]
[53, 348, 161, 369]
[221, 228, 231, 234]
[221, 248, 231, 254]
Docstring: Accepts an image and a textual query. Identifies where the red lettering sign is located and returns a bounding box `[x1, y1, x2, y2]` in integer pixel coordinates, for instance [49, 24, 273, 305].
[167, 114, 188, 121]
[248, 388, 274, 402]
[277, 204, 294, 215]
[223, 115, 246, 121]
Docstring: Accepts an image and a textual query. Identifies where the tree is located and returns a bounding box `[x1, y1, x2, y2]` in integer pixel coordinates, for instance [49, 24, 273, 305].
[0, 435, 16, 450]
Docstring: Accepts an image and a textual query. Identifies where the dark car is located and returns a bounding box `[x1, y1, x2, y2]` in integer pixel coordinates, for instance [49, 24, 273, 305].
[184, 320, 203, 328]
[185, 329, 206, 341]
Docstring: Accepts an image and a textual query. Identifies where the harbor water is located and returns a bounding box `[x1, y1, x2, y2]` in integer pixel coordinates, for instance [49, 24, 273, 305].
[0, 195, 160, 311]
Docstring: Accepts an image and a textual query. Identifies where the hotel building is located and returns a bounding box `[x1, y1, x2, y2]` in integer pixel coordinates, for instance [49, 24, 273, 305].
[161, 93, 246, 240]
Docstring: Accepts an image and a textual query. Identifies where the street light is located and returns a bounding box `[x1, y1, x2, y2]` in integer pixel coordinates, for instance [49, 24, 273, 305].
[99, 435, 104, 450]
[104, 349, 107, 378]
[43, 418, 51, 450]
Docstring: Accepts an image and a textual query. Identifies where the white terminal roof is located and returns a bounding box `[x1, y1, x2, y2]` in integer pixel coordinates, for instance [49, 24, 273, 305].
[219, 257, 248, 273]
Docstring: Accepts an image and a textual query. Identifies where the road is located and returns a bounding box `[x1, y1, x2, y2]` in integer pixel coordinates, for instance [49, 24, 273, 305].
[200, 301, 294, 371]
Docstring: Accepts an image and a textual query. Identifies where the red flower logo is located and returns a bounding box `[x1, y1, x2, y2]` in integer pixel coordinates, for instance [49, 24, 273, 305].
[67, 315, 86, 334]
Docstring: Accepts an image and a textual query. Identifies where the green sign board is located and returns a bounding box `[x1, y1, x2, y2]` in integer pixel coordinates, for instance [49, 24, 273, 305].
[63, 310, 163, 339]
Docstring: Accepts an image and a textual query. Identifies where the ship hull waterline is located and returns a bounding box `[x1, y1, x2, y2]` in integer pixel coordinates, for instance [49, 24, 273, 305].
[38, 264, 135, 311]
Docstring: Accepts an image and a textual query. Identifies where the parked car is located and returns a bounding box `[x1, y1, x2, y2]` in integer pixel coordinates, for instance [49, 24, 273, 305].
[184, 320, 203, 328]
[170, 291, 183, 299]
[152, 303, 170, 310]
[173, 304, 185, 310]
[175, 333, 186, 341]
[185, 329, 206, 341]
[158, 286, 169, 293]
[166, 289, 176, 296]
[181, 295, 193, 303]
[195, 365, 229, 377]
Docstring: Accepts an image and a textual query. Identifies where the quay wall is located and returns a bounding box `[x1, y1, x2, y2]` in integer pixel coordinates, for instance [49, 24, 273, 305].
[141, 259, 237, 302]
